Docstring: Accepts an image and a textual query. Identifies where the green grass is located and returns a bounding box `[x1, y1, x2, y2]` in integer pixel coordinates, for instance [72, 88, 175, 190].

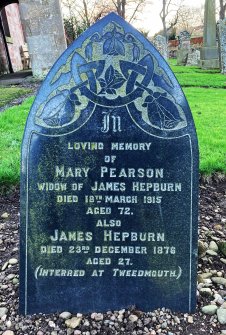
[184, 87, 226, 174]
[0, 64, 225, 186]
[169, 58, 220, 73]
[169, 60, 226, 88]
[0, 86, 32, 108]
[0, 97, 34, 186]
[168, 60, 226, 174]
[175, 72, 226, 88]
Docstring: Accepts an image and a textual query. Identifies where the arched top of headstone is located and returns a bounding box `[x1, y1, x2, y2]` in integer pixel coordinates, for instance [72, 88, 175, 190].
[178, 31, 191, 40]
[26, 12, 195, 139]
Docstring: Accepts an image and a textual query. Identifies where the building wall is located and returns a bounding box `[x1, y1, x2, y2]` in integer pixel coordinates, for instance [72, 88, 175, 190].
[0, 30, 8, 73]
[190, 36, 203, 49]
[0, 3, 25, 74]
[5, 3, 25, 72]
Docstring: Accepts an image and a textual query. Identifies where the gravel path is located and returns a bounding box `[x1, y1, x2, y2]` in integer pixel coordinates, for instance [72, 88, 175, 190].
[0, 180, 225, 335]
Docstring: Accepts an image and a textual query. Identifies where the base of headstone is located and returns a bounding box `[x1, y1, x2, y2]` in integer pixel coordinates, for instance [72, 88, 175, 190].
[200, 46, 219, 59]
[199, 58, 219, 69]
[177, 49, 189, 66]
[200, 46, 219, 68]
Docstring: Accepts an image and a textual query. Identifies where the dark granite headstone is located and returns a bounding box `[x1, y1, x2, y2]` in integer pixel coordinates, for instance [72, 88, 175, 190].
[20, 13, 199, 315]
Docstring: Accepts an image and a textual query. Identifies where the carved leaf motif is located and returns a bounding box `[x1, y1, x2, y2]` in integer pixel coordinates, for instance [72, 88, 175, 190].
[102, 31, 113, 40]
[106, 88, 116, 95]
[105, 65, 114, 83]
[98, 78, 106, 88]
[142, 94, 183, 130]
[103, 35, 125, 56]
[40, 90, 81, 127]
[155, 97, 183, 129]
[40, 90, 68, 119]
[115, 31, 124, 41]
[110, 69, 126, 89]
[98, 65, 126, 95]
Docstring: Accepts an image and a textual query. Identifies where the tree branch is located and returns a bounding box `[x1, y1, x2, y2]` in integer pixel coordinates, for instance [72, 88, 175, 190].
[111, 0, 118, 10]
[129, 0, 144, 22]
[166, 0, 172, 16]
[82, 0, 90, 26]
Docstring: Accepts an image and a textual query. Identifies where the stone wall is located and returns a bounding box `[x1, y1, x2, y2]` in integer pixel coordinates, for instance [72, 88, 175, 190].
[218, 19, 226, 75]
[19, 0, 67, 78]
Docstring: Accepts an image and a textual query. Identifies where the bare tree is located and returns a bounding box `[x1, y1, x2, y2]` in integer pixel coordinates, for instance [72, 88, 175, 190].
[111, 0, 148, 22]
[61, 0, 112, 43]
[159, 0, 184, 41]
[61, 0, 151, 26]
[61, 0, 152, 43]
[61, 0, 110, 28]
[219, 0, 226, 19]
[174, 5, 204, 35]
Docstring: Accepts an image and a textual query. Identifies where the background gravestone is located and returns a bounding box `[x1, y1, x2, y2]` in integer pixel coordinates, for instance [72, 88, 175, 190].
[218, 19, 226, 74]
[153, 35, 168, 60]
[200, 0, 219, 69]
[186, 49, 201, 66]
[20, 13, 199, 315]
[177, 31, 191, 66]
[178, 31, 191, 50]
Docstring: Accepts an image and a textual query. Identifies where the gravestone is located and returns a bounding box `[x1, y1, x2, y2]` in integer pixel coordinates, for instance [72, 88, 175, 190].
[177, 49, 188, 66]
[177, 31, 191, 66]
[218, 19, 226, 74]
[178, 31, 191, 50]
[20, 13, 199, 315]
[186, 49, 201, 66]
[200, 0, 219, 69]
[153, 35, 168, 60]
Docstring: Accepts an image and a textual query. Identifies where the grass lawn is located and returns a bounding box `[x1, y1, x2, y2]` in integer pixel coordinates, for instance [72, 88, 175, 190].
[0, 97, 34, 187]
[174, 73, 226, 88]
[0, 86, 32, 108]
[169, 58, 219, 72]
[184, 87, 226, 173]
[170, 60, 226, 174]
[0, 64, 225, 187]
[169, 59, 226, 88]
